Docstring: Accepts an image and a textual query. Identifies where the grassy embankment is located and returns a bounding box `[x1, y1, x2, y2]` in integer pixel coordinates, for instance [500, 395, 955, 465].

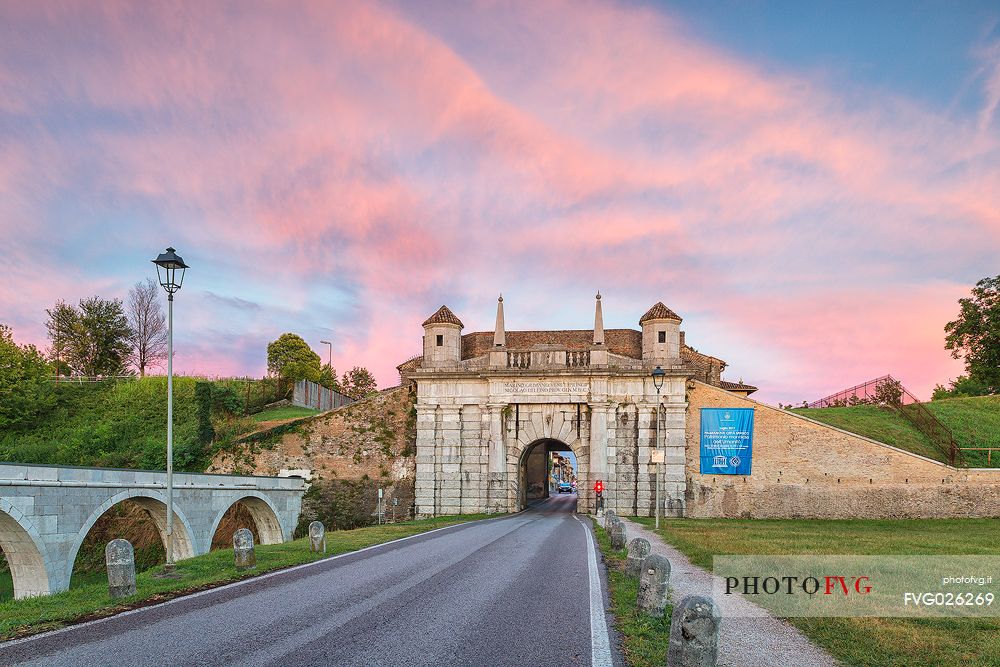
[637, 517, 1000, 667]
[0, 376, 287, 471]
[251, 405, 319, 422]
[791, 394, 1000, 467]
[0, 514, 490, 641]
[592, 519, 672, 667]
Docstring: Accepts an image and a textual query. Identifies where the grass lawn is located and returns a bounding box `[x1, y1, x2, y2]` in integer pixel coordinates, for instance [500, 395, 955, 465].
[922, 395, 1000, 468]
[636, 517, 1000, 667]
[0, 514, 490, 641]
[791, 395, 1000, 467]
[592, 518, 672, 667]
[250, 405, 320, 422]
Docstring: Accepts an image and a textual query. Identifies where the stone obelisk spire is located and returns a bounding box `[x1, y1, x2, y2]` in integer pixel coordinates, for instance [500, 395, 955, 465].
[594, 291, 605, 346]
[493, 294, 505, 347]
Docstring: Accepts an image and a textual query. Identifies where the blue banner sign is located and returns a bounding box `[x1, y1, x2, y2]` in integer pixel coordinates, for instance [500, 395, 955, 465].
[700, 408, 754, 475]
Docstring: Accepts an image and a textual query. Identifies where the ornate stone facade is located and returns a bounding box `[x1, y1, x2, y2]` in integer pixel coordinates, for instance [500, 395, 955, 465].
[400, 295, 726, 517]
[400, 296, 1000, 520]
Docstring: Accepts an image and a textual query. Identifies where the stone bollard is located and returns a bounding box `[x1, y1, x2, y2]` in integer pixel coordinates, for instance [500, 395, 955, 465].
[105, 539, 137, 599]
[666, 595, 721, 667]
[636, 553, 671, 617]
[608, 518, 627, 550]
[603, 509, 617, 531]
[625, 538, 651, 578]
[309, 520, 326, 553]
[233, 528, 256, 571]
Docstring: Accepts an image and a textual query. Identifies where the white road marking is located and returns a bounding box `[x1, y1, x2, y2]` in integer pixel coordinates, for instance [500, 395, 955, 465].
[0, 516, 512, 649]
[577, 514, 614, 667]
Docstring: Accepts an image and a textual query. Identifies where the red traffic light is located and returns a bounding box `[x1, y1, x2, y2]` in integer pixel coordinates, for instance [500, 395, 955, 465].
[594, 480, 604, 493]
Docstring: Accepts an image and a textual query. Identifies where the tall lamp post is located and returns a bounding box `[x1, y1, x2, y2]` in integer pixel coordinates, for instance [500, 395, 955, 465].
[320, 339, 333, 374]
[152, 247, 188, 573]
[652, 365, 665, 529]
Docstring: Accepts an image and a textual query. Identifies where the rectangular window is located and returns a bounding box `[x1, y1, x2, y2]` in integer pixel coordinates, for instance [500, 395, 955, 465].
[658, 330, 666, 343]
[436, 334, 443, 346]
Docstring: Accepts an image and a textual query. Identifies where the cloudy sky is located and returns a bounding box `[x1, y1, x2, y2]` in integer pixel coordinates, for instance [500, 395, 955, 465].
[2, 1, 998, 404]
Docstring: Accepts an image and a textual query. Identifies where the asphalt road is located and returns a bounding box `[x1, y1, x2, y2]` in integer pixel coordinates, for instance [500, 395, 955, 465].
[0, 493, 618, 667]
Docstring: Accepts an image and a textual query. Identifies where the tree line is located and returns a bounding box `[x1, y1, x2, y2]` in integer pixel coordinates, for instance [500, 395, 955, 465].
[46, 278, 167, 378]
[1, 280, 379, 431]
[265, 332, 377, 399]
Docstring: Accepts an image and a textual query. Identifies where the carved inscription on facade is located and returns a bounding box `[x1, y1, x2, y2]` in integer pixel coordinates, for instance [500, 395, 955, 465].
[499, 380, 590, 395]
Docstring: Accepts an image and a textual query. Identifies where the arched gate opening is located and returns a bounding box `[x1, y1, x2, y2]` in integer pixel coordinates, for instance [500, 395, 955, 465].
[517, 438, 580, 511]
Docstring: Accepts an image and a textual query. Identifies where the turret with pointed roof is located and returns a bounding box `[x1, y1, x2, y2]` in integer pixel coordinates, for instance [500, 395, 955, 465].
[639, 302, 682, 324]
[422, 304, 463, 368]
[640, 300, 682, 365]
[422, 305, 464, 328]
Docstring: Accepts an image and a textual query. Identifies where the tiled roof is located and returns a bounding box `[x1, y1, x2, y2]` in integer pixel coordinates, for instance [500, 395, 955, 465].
[720, 379, 758, 394]
[639, 302, 682, 324]
[422, 305, 464, 328]
[461, 329, 643, 360]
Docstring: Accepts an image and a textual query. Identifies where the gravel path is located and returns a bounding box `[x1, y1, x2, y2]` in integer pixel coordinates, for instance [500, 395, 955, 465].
[618, 517, 840, 667]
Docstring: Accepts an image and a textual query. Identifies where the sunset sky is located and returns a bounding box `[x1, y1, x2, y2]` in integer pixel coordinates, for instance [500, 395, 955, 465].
[2, 1, 998, 404]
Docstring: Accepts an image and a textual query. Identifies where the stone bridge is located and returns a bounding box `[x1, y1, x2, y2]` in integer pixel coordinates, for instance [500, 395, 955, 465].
[0, 463, 306, 599]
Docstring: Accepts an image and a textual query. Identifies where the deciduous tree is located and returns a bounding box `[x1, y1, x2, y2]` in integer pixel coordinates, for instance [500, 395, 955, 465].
[0, 324, 54, 429]
[45, 297, 133, 376]
[341, 366, 377, 398]
[126, 278, 168, 377]
[945, 275, 1000, 394]
[266, 333, 321, 383]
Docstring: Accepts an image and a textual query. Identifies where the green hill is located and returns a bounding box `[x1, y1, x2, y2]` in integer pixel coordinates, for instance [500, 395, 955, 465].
[791, 395, 1000, 467]
[0, 376, 281, 471]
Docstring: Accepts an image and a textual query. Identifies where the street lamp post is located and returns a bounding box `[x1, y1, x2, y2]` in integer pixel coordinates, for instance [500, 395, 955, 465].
[152, 247, 188, 573]
[320, 339, 332, 374]
[651, 365, 665, 529]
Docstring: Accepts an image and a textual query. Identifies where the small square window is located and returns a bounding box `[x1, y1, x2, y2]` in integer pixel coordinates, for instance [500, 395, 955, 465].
[658, 330, 666, 344]
[436, 334, 443, 346]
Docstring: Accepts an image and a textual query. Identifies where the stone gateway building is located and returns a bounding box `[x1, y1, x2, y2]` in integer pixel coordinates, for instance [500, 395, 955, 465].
[399, 296, 1000, 519]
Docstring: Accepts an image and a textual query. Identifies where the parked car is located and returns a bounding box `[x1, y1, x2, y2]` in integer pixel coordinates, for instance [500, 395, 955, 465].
[558, 481, 573, 493]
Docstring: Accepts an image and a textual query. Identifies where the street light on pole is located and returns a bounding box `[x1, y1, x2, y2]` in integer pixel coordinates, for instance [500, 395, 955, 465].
[320, 340, 332, 373]
[152, 247, 188, 574]
[651, 365, 665, 529]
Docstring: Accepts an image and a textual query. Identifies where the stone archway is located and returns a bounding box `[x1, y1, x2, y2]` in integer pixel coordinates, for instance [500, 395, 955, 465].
[513, 437, 589, 512]
[209, 493, 286, 548]
[0, 499, 52, 599]
[65, 490, 198, 587]
[504, 403, 592, 514]
[516, 439, 571, 509]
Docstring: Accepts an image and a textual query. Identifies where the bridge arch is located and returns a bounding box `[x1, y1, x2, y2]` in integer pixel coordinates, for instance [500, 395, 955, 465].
[209, 492, 285, 548]
[65, 490, 197, 586]
[0, 498, 54, 599]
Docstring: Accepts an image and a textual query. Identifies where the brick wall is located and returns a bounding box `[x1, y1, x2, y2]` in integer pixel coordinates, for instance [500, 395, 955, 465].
[685, 381, 1000, 518]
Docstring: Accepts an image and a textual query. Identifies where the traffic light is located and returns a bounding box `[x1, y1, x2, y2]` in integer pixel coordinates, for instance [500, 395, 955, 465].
[594, 479, 603, 495]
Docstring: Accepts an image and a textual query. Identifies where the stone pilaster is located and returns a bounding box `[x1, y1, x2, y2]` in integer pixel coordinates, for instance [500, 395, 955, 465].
[460, 404, 483, 514]
[437, 405, 463, 515]
[414, 404, 437, 517]
[589, 401, 611, 485]
[486, 403, 507, 512]
[636, 403, 655, 516]
[662, 397, 688, 517]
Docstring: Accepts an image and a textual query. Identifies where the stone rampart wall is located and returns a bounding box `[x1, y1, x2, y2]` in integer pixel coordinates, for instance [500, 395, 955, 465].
[685, 382, 1000, 518]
